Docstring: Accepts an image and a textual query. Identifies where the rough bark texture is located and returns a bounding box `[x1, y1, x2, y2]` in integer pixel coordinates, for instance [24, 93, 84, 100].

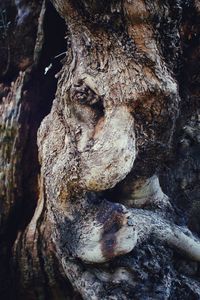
[0, 0, 200, 299]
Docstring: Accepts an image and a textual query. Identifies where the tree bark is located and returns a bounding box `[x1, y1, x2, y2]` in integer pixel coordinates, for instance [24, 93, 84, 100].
[0, 0, 200, 299]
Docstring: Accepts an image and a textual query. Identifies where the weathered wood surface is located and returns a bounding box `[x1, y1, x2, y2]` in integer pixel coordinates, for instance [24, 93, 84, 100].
[0, 0, 200, 299]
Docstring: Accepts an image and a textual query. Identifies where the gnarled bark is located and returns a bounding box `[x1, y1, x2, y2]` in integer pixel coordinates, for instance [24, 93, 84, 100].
[0, 0, 200, 299]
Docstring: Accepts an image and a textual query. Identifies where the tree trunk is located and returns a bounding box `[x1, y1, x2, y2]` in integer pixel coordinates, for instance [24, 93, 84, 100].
[0, 0, 200, 299]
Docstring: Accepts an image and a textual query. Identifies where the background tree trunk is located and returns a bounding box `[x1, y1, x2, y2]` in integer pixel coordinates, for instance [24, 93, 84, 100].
[0, 0, 200, 299]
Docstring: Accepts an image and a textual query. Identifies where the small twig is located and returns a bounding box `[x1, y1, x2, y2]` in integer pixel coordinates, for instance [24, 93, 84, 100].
[54, 51, 66, 59]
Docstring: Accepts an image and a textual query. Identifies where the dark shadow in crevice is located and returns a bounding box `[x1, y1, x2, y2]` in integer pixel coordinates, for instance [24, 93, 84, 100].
[1, 2, 69, 299]
[3, 0, 67, 246]
[20, 1, 67, 229]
